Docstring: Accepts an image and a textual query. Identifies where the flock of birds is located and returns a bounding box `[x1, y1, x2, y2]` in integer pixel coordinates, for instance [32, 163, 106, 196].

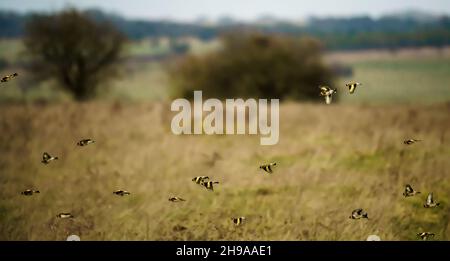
[319, 81, 441, 240]
[1, 72, 443, 240]
[319, 81, 361, 104]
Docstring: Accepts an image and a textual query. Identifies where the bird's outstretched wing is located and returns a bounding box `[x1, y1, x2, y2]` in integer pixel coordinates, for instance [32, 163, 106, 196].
[427, 193, 434, 205]
[43, 152, 51, 161]
[405, 184, 413, 194]
[319, 86, 329, 92]
[348, 84, 356, 94]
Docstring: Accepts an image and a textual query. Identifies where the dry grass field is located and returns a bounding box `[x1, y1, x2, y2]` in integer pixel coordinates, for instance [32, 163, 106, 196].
[0, 101, 449, 240]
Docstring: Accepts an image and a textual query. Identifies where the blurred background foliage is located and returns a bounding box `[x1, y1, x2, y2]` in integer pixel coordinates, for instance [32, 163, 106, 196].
[169, 33, 334, 101]
[1, 9, 450, 50]
[23, 9, 126, 101]
[0, 8, 449, 103]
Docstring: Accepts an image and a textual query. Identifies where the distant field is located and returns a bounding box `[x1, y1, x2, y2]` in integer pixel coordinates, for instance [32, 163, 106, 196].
[1, 38, 449, 104]
[336, 58, 450, 104]
[0, 102, 449, 240]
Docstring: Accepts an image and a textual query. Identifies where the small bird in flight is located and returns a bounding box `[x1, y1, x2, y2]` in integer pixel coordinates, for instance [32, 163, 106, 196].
[203, 181, 219, 191]
[77, 139, 95, 146]
[404, 139, 421, 145]
[346, 81, 362, 94]
[192, 176, 209, 185]
[169, 197, 186, 202]
[113, 190, 131, 196]
[41, 152, 58, 164]
[1, 73, 18, 83]
[21, 189, 40, 196]
[403, 184, 421, 197]
[424, 193, 440, 208]
[349, 208, 369, 220]
[319, 86, 337, 105]
[417, 232, 435, 240]
[56, 213, 74, 219]
[260, 163, 277, 174]
[231, 217, 246, 226]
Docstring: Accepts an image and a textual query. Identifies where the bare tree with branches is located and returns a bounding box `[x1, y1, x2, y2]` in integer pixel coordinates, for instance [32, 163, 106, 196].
[24, 9, 126, 101]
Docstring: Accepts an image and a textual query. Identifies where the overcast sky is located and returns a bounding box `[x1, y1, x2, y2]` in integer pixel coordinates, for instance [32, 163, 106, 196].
[1, 0, 449, 22]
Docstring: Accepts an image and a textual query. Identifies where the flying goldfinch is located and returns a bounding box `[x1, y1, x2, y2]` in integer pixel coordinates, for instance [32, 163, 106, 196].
[319, 86, 337, 104]
[42, 152, 58, 164]
[21, 189, 40, 196]
[113, 190, 131, 196]
[169, 197, 186, 202]
[424, 193, 440, 208]
[346, 81, 362, 94]
[403, 184, 421, 197]
[56, 213, 74, 219]
[1, 73, 18, 83]
[404, 139, 421, 145]
[231, 217, 246, 226]
[203, 181, 219, 191]
[349, 208, 369, 219]
[77, 139, 95, 146]
[260, 163, 277, 174]
[192, 176, 209, 185]
[417, 232, 435, 240]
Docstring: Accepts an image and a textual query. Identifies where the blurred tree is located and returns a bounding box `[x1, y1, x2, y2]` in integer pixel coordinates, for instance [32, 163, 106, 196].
[23, 9, 126, 101]
[169, 33, 335, 101]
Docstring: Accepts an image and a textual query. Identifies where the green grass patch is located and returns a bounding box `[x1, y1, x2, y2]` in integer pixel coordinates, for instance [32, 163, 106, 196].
[339, 58, 450, 105]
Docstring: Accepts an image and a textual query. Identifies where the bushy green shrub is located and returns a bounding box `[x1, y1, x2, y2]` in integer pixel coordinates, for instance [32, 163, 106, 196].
[169, 33, 335, 101]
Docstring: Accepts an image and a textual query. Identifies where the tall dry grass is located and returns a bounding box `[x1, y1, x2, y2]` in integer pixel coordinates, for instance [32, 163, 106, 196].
[0, 102, 449, 240]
